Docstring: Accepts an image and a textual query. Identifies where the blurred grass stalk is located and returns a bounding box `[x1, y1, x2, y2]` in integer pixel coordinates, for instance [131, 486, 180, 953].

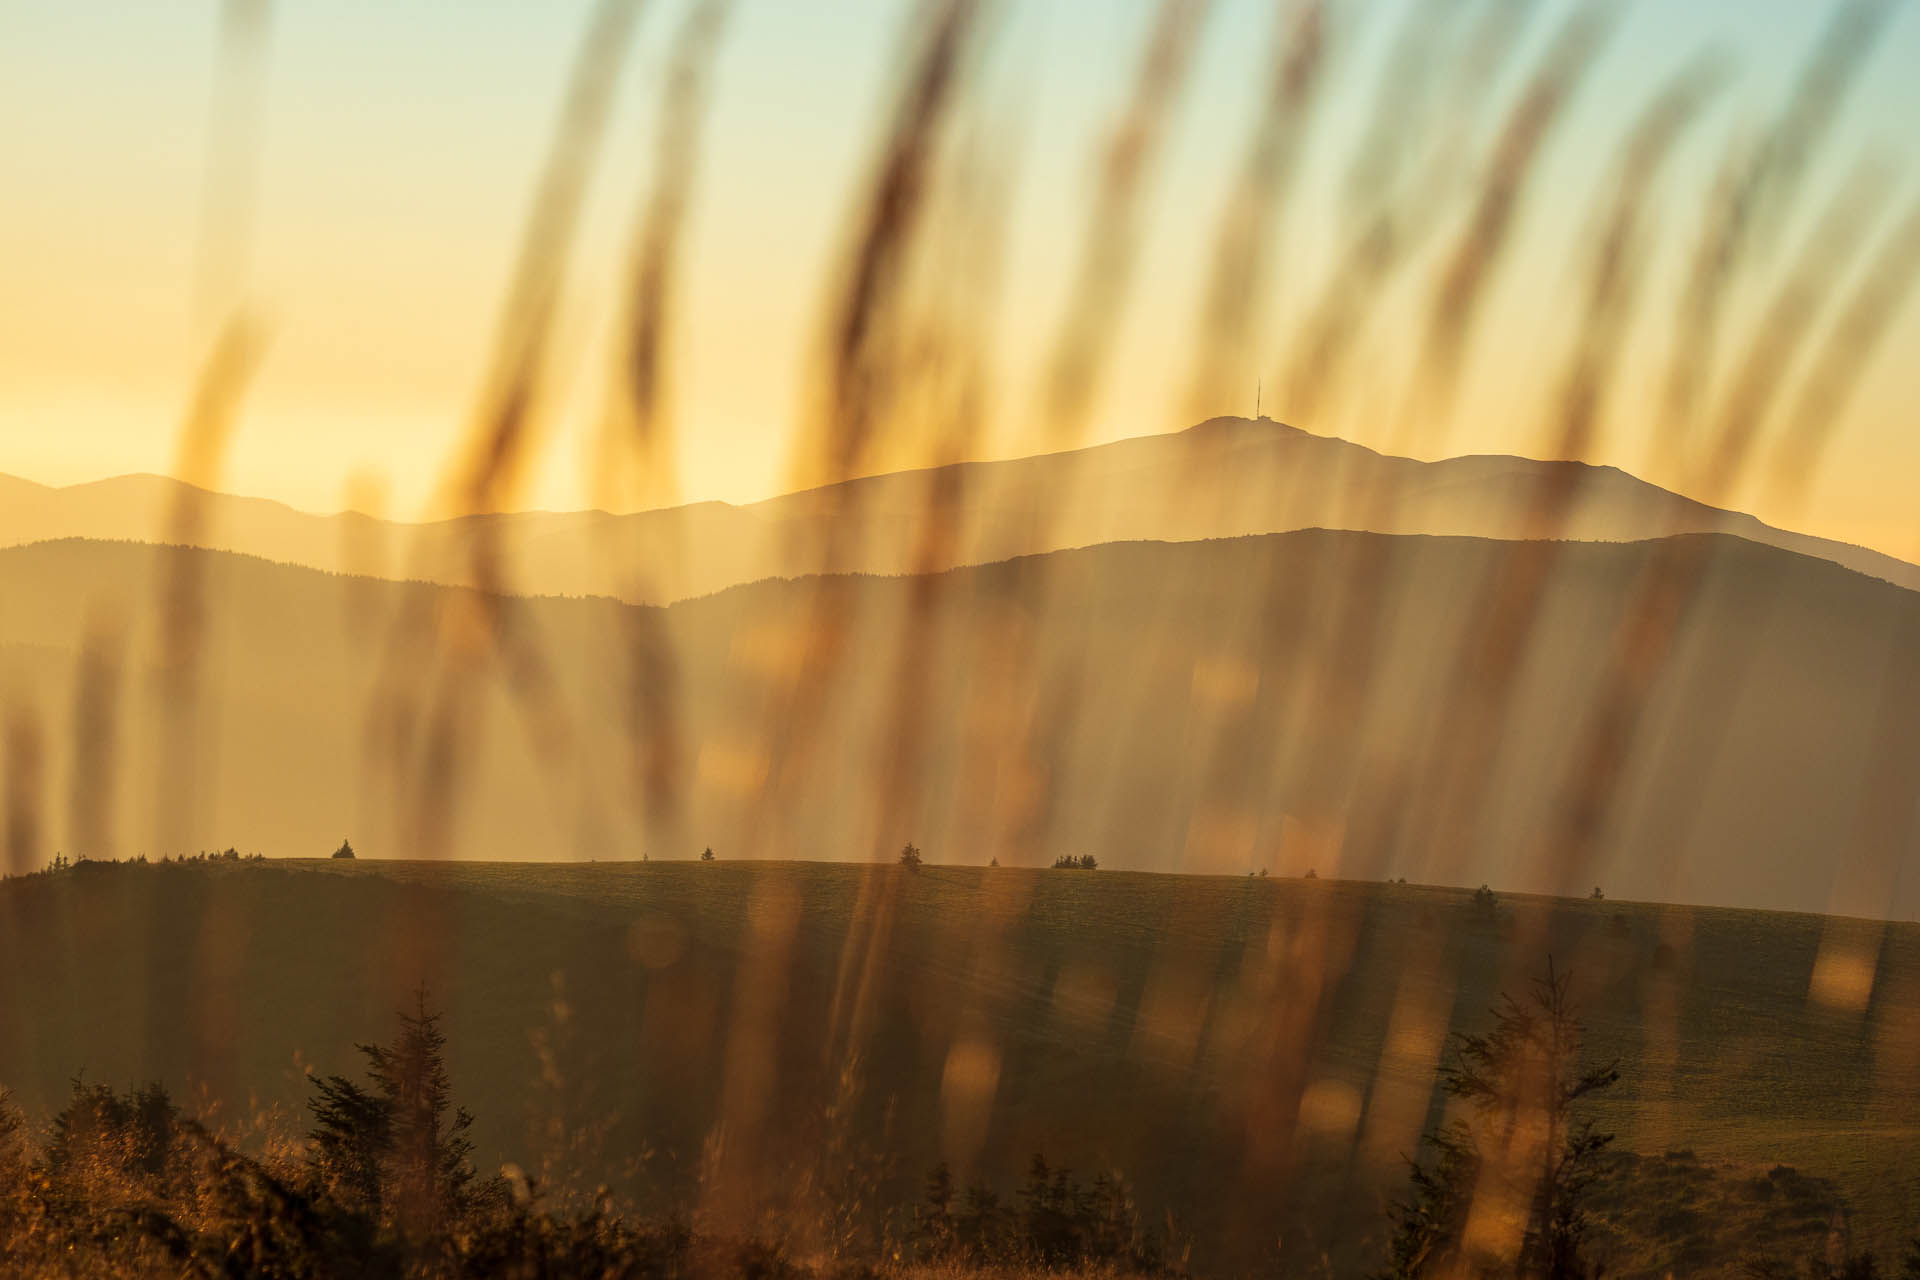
[7, 0, 1906, 1263]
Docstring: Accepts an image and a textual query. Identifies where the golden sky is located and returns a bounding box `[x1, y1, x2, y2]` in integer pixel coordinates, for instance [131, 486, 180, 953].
[2, 0, 1918, 562]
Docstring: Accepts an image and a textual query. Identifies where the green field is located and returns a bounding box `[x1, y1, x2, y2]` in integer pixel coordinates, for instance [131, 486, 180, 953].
[3, 857, 1916, 1275]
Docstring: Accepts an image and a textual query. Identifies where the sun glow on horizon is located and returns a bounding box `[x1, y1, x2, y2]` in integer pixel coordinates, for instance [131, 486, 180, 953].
[2, 0, 1918, 564]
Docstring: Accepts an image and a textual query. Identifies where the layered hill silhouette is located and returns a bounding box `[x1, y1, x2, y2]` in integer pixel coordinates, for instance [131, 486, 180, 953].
[1, 528, 1913, 918]
[5, 418, 1916, 603]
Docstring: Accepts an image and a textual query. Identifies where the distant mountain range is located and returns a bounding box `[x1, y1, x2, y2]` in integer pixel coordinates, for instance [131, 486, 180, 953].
[5, 417, 1916, 602]
[2, 527, 1913, 918]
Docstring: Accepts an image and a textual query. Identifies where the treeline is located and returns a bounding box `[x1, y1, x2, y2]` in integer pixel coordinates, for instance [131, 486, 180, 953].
[910, 1157, 1167, 1272]
[6, 848, 268, 881]
[0, 998, 702, 1279]
[0, 990, 1178, 1280]
[1372, 961, 1920, 1280]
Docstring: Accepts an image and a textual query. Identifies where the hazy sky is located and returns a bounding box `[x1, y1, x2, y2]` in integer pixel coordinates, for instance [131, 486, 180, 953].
[3, 0, 1918, 560]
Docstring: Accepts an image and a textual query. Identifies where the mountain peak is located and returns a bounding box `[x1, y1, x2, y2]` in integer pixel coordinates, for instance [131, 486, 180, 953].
[3, 423, 1915, 601]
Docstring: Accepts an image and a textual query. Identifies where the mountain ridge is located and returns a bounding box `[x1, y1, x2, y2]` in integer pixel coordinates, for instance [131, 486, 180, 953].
[2, 527, 1912, 920]
[5, 417, 1914, 601]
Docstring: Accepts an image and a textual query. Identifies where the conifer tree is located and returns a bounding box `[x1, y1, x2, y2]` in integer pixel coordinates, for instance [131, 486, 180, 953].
[306, 989, 488, 1235]
[917, 1161, 956, 1257]
[1380, 959, 1618, 1279]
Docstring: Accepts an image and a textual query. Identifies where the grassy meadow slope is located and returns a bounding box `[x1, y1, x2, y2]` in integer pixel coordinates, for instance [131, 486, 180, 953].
[4, 419, 1916, 604]
[0, 530, 1914, 918]
[0, 858, 1914, 1275]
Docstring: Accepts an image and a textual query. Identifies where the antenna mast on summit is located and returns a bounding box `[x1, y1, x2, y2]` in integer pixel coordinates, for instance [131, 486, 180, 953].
[1256, 380, 1262, 420]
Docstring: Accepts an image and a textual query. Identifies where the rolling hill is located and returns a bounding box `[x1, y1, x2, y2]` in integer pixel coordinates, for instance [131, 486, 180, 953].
[0, 528, 1913, 918]
[0, 858, 1913, 1275]
[4, 418, 1916, 604]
